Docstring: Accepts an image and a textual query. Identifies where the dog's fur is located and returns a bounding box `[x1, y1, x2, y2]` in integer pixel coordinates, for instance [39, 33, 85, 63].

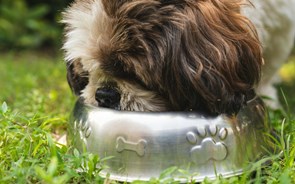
[62, 0, 294, 115]
[242, 0, 295, 108]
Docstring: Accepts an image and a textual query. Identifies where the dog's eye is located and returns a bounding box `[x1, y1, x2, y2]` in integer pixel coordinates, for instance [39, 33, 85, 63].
[102, 60, 131, 78]
[101, 60, 151, 89]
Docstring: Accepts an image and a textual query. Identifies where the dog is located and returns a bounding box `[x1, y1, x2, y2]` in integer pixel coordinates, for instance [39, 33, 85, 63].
[62, 0, 292, 116]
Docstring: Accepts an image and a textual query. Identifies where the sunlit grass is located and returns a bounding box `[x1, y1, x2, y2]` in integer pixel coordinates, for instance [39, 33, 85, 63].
[0, 51, 74, 116]
[280, 56, 295, 84]
[278, 56, 295, 116]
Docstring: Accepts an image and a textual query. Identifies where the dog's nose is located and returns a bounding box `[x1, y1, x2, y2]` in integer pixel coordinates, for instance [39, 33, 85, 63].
[95, 88, 121, 108]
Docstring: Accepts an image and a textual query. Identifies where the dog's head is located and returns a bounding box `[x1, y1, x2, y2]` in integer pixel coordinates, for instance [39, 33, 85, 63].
[63, 0, 263, 115]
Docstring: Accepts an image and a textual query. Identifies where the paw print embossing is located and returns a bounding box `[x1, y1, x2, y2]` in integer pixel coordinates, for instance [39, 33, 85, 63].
[74, 119, 92, 145]
[186, 126, 228, 164]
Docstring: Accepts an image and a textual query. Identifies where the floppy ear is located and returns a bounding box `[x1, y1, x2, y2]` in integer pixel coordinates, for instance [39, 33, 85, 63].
[163, 0, 263, 115]
[66, 60, 89, 96]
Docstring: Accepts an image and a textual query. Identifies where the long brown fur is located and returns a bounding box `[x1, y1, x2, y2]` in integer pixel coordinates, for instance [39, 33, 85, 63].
[63, 0, 263, 115]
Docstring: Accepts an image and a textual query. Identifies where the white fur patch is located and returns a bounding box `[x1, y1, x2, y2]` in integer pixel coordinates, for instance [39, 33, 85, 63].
[62, 0, 109, 69]
[242, 0, 295, 107]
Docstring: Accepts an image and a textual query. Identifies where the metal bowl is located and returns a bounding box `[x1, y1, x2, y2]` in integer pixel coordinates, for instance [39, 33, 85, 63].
[68, 97, 276, 182]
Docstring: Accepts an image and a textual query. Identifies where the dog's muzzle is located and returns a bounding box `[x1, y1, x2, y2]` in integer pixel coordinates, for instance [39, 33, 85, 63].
[95, 87, 120, 109]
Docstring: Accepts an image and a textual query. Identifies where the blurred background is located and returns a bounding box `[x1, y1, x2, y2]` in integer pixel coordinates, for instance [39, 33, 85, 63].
[0, 0, 75, 118]
[0, 0, 72, 52]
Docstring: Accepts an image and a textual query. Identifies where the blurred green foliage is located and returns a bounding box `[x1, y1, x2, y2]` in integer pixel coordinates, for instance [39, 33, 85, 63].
[0, 52, 74, 117]
[0, 0, 72, 50]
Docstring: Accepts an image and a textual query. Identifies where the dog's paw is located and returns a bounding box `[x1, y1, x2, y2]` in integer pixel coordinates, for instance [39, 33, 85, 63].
[186, 126, 228, 164]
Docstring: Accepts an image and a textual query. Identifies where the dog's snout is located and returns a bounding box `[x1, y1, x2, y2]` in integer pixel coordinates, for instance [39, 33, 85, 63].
[95, 88, 120, 108]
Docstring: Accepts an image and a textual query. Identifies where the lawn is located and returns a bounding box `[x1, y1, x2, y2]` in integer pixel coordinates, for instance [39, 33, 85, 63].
[0, 51, 295, 183]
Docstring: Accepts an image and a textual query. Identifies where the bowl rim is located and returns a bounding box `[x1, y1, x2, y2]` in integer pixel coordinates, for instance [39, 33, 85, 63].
[76, 95, 259, 117]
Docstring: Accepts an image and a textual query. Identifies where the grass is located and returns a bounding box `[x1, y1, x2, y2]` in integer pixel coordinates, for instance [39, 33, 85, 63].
[279, 56, 295, 115]
[0, 51, 295, 183]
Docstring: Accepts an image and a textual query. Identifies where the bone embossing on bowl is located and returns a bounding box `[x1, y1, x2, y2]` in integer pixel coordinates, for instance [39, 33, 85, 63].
[67, 97, 275, 182]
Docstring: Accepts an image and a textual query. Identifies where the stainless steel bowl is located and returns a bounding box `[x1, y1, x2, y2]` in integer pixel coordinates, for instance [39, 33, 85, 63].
[68, 97, 276, 182]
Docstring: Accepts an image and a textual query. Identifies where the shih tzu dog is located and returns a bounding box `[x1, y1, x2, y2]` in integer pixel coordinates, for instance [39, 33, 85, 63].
[62, 0, 293, 115]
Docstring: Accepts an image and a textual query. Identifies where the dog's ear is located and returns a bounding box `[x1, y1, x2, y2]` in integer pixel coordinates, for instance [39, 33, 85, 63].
[66, 60, 89, 96]
[101, 0, 131, 16]
[162, 0, 263, 115]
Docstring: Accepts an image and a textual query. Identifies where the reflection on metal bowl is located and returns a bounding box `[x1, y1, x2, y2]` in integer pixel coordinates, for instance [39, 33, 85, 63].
[67, 97, 276, 182]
